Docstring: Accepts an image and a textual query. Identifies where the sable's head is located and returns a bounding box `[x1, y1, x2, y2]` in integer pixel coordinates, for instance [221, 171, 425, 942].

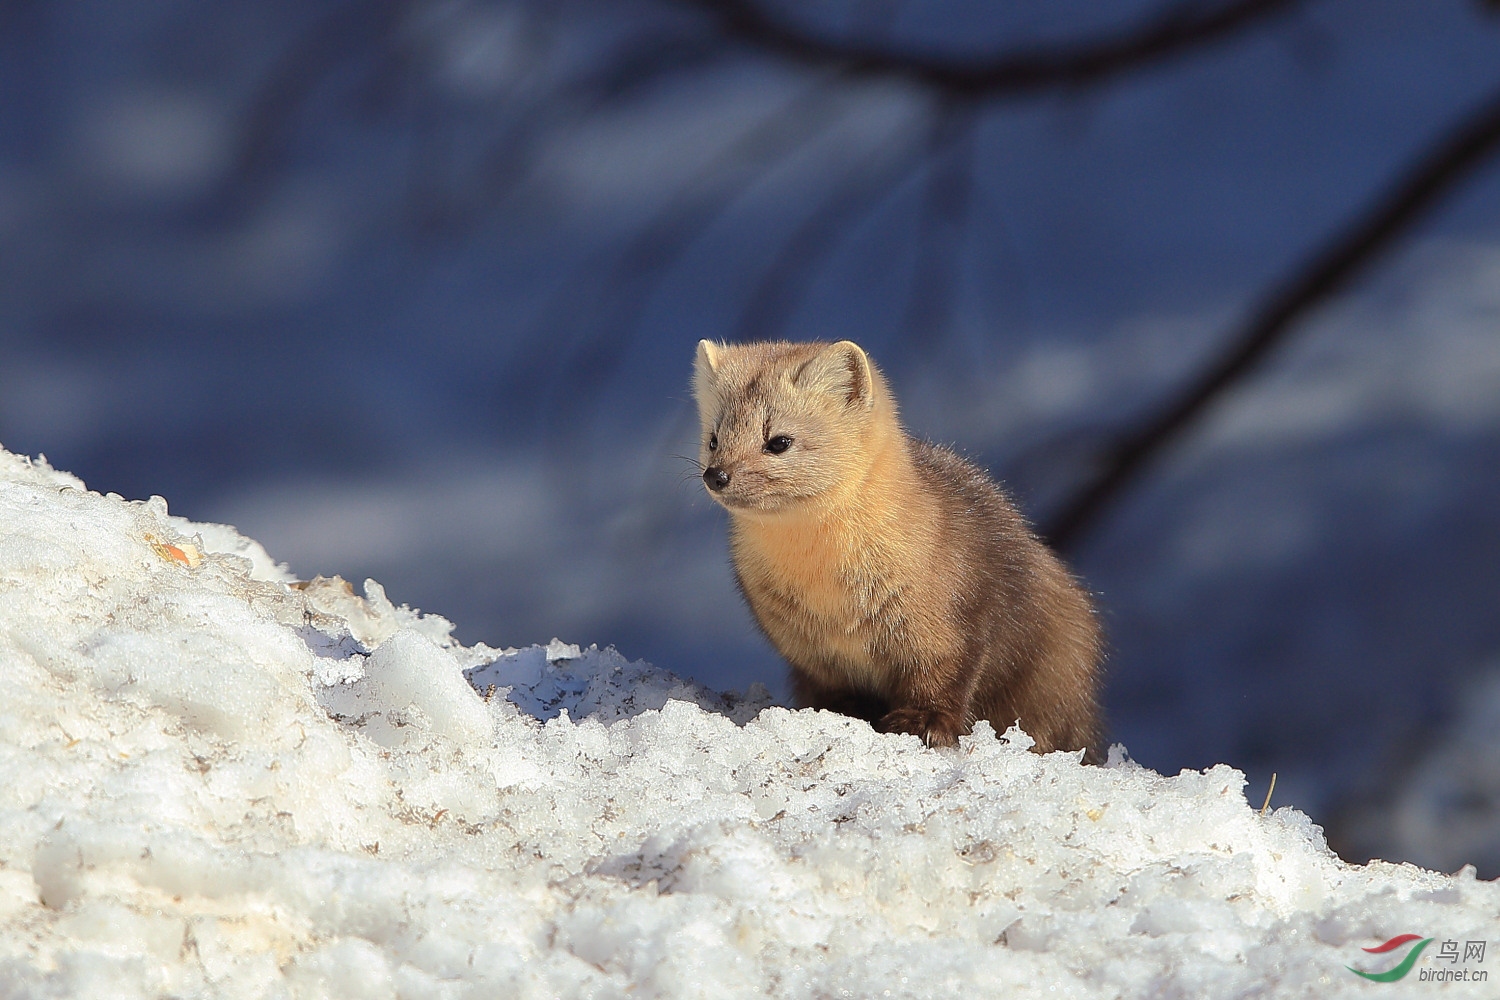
[691, 339, 888, 513]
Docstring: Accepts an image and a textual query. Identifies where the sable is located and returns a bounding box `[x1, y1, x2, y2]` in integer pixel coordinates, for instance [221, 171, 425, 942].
[693, 339, 1103, 757]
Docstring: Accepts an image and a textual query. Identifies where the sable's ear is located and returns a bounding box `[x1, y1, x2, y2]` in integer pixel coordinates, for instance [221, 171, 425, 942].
[692, 340, 722, 410]
[795, 340, 873, 408]
[696, 339, 720, 376]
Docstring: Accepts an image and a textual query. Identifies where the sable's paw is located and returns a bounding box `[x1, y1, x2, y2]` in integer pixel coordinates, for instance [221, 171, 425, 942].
[876, 708, 962, 748]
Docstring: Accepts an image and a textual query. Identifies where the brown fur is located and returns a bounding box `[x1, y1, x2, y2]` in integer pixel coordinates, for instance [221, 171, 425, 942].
[692, 339, 1103, 758]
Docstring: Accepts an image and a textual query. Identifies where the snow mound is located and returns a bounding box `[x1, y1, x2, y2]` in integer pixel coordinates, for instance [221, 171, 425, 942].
[0, 446, 1495, 999]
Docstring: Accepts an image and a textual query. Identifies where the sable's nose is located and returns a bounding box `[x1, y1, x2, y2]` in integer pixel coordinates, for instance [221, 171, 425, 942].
[703, 466, 731, 492]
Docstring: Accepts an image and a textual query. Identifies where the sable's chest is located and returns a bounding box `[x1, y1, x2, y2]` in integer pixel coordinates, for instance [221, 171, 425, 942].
[733, 526, 901, 686]
[732, 522, 898, 627]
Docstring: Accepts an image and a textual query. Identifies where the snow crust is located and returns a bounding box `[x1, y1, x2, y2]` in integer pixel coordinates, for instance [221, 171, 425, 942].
[1, 446, 1496, 998]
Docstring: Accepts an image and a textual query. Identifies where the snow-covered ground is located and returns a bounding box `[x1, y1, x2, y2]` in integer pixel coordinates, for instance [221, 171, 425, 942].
[2, 446, 1496, 999]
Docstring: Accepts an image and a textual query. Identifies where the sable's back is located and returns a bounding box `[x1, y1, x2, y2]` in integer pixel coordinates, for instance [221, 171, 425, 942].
[909, 441, 1031, 548]
[911, 439, 1104, 753]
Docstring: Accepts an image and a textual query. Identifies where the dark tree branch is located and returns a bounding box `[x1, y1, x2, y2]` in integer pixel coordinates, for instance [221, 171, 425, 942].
[679, 0, 1304, 96]
[1041, 81, 1500, 552]
[207, 0, 1310, 284]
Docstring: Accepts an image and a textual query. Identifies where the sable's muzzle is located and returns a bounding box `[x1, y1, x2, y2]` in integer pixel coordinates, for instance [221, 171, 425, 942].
[703, 466, 731, 492]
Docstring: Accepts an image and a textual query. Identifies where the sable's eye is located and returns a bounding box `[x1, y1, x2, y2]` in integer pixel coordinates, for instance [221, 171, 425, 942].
[765, 435, 793, 455]
[708, 433, 718, 451]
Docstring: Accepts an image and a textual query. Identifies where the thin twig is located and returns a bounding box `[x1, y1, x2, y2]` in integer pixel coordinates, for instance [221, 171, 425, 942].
[1260, 773, 1278, 815]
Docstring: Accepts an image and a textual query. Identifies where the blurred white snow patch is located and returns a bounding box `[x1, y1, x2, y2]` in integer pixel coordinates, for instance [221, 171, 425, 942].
[219, 461, 556, 571]
[416, 0, 531, 97]
[2, 443, 1498, 999]
[76, 89, 231, 200]
[227, 186, 342, 301]
[1344, 663, 1500, 876]
[543, 67, 919, 218]
[1198, 239, 1500, 451]
[909, 305, 1232, 451]
[211, 453, 743, 648]
[923, 238, 1500, 462]
[1001, 344, 1099, 418]
[1169, 477, 1319, 576]
[0, 362, 110, 455]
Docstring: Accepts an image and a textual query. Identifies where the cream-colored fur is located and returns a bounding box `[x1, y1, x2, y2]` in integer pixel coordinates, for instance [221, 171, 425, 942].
[692, 339, 1102, 754]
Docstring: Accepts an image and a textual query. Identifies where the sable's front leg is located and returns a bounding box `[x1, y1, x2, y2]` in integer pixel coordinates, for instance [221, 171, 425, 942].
[790, 667, 888, 724]
[876, 655, 975, 748]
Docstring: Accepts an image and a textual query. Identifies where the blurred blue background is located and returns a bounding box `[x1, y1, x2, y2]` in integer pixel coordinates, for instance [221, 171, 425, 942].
[4, 0, 1500, 873]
